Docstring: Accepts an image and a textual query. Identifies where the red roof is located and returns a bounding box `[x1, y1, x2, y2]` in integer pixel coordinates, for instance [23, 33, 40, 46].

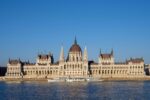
[100, 54, 112, 59]
[38, 54, 50, 60]
[69, 44, 82, 52]
[127, 58, 144, 64]
[9, 59, 21, 65]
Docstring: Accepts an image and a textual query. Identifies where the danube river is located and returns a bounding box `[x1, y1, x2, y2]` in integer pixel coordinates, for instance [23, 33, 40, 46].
[0, 81, 150, 100]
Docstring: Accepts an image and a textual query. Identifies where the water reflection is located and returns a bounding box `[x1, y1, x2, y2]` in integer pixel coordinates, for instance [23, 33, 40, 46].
[0, 81, 150, 100]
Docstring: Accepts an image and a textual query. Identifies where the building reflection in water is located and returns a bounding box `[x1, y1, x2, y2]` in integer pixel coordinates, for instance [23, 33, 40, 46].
[0, 81, 150, 100]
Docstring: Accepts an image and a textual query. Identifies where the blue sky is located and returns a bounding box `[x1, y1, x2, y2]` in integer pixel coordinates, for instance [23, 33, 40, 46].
[0, 0, 150, 66]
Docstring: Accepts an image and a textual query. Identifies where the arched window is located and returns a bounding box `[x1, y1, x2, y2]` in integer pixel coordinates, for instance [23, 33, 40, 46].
[102, 70, 104, 74]
[73, 56, 75, 61]
[77, 57, 78, 62]
[73, 65, 74, 69]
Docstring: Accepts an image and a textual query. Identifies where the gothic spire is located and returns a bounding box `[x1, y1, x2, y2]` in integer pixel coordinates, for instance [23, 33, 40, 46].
[59, 46, 65, 62]
[83, 46, 88, 62]
[111, 48, 114, 56]
[99, 48, 102, 56]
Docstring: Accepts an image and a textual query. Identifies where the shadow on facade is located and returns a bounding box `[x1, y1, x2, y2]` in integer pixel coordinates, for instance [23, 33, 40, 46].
[0, 67, 7, 76]
[145, 68, 150, 75]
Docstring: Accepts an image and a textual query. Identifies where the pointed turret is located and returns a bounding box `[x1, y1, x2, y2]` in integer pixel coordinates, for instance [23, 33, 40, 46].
[83, 46, 88, 62]
[99, 48, 102, 56]
[99, 49, 101, 64]
[59, 46, 65, 63]
[111, 48, 114, 57]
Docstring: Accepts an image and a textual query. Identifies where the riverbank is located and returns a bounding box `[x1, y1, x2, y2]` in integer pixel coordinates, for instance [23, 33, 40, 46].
[102, 77, 150, 81]
[0, 77, 47, 82]
[1, 76, 150, 82]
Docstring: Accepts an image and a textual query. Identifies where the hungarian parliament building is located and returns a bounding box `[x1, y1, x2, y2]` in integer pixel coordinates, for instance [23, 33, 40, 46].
[5, 38, 145, 79]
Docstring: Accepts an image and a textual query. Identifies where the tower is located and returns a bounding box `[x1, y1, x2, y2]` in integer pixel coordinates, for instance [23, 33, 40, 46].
[36, 53, 53, 65]
[99, 49, 114, 64]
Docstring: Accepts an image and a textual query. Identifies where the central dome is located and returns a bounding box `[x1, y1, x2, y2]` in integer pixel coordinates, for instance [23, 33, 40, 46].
[69, 44, 82, 52]
[69, 38, 82, 52]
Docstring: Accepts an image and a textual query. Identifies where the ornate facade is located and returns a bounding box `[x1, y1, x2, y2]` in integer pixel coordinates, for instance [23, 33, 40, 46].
[5, 38, 145, 79]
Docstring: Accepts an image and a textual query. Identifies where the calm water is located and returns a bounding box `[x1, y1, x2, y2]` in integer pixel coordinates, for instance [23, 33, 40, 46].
[0, 81, 150, 100]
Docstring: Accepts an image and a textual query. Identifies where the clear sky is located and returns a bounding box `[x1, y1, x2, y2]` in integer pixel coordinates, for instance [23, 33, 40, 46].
[0, 0, 150, 66]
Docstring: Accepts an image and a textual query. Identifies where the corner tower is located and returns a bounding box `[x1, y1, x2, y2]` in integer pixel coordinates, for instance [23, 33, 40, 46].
[99, 49, 114, 65]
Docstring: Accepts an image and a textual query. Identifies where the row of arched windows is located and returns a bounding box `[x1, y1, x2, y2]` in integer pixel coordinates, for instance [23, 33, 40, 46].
[91, 70, 128, 75]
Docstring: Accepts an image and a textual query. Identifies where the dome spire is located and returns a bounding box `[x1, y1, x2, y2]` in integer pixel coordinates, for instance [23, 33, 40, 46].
[69, 37, 82, 52]
[74, 36, 77, 44]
